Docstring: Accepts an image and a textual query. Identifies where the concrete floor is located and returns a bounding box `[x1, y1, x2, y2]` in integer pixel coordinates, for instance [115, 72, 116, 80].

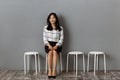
[0, 70, 120, 80]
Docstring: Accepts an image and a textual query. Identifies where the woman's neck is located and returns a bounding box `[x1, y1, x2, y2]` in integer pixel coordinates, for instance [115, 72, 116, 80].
[51, 23, 56, 30]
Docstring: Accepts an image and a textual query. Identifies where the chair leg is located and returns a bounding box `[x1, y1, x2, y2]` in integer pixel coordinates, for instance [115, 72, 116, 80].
[104, 54, 106, 73]
[35, 54, 37, 74]
[76, 54, 78, 76]
[60, 53, 63, 72]
[38, 54, 40, 72]
[24, 55, 26, 74]
[96, 54, 98, 71]
[94, 54, 96, 75]
[87, 54, 90, 72]
[74, 55, 75, 71]
[46, 54, 48, 74]
[58, 56, 60, 74]
[83, 54, 85, 72]
[66, 54, 69, 73]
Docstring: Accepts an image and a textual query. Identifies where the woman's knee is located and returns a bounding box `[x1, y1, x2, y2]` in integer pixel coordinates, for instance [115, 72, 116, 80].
[48, 50, 53, 56]
[53, 50, 58, 56]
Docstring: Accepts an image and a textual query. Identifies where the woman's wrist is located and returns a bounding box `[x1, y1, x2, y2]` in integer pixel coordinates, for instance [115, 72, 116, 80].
[47, 43, 50, 47]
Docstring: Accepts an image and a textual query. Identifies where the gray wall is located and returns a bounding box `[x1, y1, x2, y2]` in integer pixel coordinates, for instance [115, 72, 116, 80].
[0, 0, 120, 71]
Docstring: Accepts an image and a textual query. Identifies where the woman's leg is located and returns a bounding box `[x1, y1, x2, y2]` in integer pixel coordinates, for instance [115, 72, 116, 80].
[48, 50, 53, 76]
[52, 50, 58, 76]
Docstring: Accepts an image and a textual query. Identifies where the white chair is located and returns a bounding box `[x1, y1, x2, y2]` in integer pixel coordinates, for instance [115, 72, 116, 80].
[66, 51, 85, 76]
[24, 52, 40, 75]
[87, 51, 106, 75]
[46, 52, 63, 74]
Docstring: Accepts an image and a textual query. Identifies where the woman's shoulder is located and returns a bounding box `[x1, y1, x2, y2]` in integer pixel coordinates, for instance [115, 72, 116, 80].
[60, 26, 63, 30]
[44, 25, 48, 29]
[43, 25, 48, 32]
[43, 25, 48, 30]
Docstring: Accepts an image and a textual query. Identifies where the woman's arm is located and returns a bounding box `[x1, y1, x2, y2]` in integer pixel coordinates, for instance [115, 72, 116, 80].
[43, 26, 49, 45]
[43, 26, 52, 49]
[56, 26, 64, 47]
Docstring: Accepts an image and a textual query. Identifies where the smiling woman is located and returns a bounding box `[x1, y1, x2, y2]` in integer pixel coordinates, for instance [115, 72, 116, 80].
[43, 12, 64, 79]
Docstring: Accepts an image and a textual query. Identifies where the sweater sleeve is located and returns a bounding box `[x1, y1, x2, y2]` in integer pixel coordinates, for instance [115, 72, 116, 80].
[56, 26, 64, 46]
[43, 26, 48, 45]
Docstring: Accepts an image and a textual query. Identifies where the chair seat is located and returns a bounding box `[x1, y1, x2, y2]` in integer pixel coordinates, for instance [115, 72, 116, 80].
[68, 51, 83, 54]
[25, 52, 39, 55]
[89, 51, 104, 54]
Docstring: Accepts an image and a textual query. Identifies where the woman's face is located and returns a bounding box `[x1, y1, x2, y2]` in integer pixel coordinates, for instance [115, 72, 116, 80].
[49, 15, 56, 24]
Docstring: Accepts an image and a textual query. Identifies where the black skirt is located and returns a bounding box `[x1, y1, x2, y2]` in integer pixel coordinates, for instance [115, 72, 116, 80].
[45, 41, 62, 54]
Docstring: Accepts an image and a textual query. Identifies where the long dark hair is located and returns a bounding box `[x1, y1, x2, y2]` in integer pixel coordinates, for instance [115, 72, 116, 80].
[47, 12, 61, 31]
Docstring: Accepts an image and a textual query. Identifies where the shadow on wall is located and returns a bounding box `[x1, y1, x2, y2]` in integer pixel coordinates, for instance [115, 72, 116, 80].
[58, 14, 71, 70]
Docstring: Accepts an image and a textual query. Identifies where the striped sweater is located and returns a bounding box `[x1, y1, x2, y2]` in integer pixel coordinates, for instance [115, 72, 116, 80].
[43, 25, 64, 46]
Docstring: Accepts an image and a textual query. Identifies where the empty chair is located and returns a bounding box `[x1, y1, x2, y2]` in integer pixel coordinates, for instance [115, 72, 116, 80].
[66, 51, 85, 76]
[24, 51, 40, 75]
[87, 51, 106, 75]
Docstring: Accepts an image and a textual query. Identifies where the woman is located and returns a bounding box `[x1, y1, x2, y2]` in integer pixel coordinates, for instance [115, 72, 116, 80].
[43, 12, 64, 78]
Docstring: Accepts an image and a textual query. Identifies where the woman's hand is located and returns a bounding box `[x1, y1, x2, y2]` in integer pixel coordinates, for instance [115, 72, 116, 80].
[53, 45, 58, 50]
[48, 45, 53, 50]
[47, 43, 53, 50]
